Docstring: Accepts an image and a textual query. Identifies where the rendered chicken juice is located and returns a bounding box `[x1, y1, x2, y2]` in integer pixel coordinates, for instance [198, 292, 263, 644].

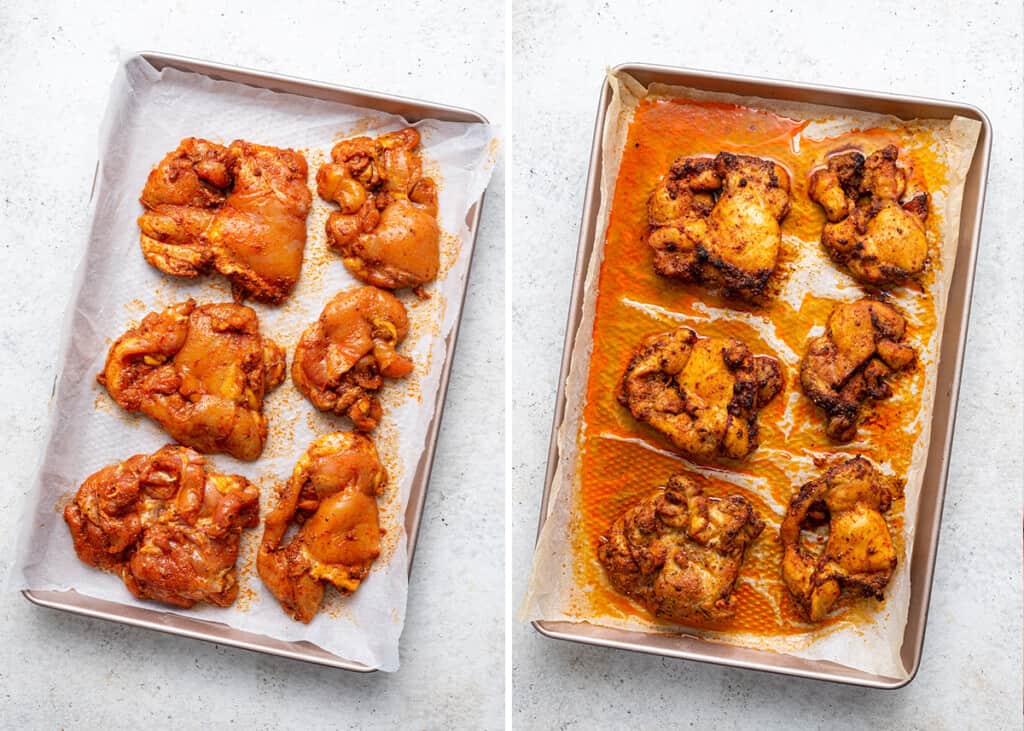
[574, 93, 931, 634]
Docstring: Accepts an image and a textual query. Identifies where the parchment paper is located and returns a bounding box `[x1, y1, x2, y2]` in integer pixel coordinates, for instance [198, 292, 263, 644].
[10, 55, 496, 672]
[522, 70, 979, 679]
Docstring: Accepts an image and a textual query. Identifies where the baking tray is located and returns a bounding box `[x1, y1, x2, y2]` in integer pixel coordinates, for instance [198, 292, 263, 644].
[23, 51, 490, 672]
[532, 62, 992, 689]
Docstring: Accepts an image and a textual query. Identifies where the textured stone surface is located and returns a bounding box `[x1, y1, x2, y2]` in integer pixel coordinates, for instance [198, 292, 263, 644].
[4, 0, 1023, 726]
[509, 1, 1022, 727]
[0, 1, 503, 727]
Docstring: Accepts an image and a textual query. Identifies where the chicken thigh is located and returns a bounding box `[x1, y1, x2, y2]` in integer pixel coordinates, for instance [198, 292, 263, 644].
[800, 298, 916, 442]
[207, 141, 312, 303]
[258, 432, 388, 623]
[318, 128, 440, 294]
[646, 152, 791, 299]
[598, 474, 764, 623]
[780, 457, 903, 621]
[64, 445, 259, 608]
[618, 327, 782, 460]
[98, 300, 286, 461]
[292, 287, 414, 431]
[139, 138, 311, 303]
[809, 145, 929, 286]
[138, 138, 231, 277]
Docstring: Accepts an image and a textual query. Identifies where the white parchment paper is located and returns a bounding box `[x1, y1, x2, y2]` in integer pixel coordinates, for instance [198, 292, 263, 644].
[522, 70, 980, 679]
[10, 55, 496, 672]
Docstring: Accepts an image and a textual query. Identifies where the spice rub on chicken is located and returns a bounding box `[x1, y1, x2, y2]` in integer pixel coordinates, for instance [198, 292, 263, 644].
[809, 145, 929, 286]
[780, 457, 904, 622]
[645, 152, 791, 299]
[258, 432, 387, 623]
[138, 138, 312, 303]
[64, 445, 259, 609]
[618, 327, 782, 461]
[598, 474, 764, 624]
[98, 300, 286, 461]
[800, 298, 916, 442]
[317, 128, 440, 295]
[291, 287, 414, 432]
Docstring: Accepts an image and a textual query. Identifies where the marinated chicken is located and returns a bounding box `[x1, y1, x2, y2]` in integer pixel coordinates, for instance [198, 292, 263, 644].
[292, 287, 413, 431]
[646, 152, 791, 299]
[138, 138, 230, 278]
[98, 300, 286, 461]
[800, 298, 916, 442]
[258, 432, 387, 623]
[809, 145, 929, 285]
[317, 128, 440, 294]
[64, 445, 259, 608]
[598, 474, 764, 623]
[780, 457, 903, 622]
[618, 327, 782, 460]
[139, 138, 311, 303]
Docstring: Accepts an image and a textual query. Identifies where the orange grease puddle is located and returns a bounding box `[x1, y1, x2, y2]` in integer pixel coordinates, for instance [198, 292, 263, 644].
[570, 97, 946, 636]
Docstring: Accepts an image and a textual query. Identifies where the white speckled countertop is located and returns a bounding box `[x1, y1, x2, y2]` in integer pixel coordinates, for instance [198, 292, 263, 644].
[509, 1, 1023, 728]
[3, 0, 1022, 726]
[0, 1, 503, 727]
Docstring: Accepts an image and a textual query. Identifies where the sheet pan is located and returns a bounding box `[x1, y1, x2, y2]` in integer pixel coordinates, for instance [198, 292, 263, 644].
[21, 51, 492, 673]
[531, 62, 992, 688]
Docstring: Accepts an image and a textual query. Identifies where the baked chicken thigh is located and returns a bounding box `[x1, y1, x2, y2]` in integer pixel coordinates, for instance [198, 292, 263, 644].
[780, 457, 903, 621]
[809, 145, 929, 286]
[646, 152, 791, 299]
[292, 287, 414, 431]
[618, 327, 782, 460]
[258, 432, 387, 623]
[139, 138, 311, 303]
[98, 300, 286, 461]
[317, 128, 440, 294]
[598, 474, 764, 623]
[800, 298, 916, 442]
[64, 445, 259, 608]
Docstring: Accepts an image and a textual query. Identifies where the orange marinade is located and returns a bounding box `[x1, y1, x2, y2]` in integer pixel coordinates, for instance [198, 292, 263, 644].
[571, 96, 948, 635]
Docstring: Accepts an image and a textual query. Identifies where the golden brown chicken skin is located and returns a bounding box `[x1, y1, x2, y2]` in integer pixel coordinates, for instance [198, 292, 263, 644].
[809, 145, 929, 286]
[598, 474, 764, 623]
[258, 432, 388, 623]
[318, 128, 440, 294]
[800, 298, 916, 442]
[292, 286, 413, 432]
[646, 152, 791, 299]
[618, 328, 782, 460]
[64, 445, 259, 608]
[780, 457, 903, 622]
[139, 138, 311, 303]
[98, 300, 286, 461]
